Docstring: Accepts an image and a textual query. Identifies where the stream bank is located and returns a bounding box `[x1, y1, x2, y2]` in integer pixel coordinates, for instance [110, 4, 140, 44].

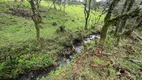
[14, 32, 100, 80]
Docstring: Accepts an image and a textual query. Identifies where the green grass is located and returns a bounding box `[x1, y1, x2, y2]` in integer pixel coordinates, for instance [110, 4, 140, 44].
[0, 0, 142, 80]
[0, 0, 105, 47]
[0, 0, 106, 79]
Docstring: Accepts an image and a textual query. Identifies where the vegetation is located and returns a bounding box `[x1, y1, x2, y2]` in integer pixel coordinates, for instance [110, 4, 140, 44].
[0, 0, 142, 80]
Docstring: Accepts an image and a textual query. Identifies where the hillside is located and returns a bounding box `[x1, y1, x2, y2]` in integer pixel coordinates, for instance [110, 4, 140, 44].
[0, 0, 142, 80]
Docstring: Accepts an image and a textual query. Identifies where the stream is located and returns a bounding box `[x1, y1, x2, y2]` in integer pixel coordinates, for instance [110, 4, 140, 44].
[14, 33, 100, 80]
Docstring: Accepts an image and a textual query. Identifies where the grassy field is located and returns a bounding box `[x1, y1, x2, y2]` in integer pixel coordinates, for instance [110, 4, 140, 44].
[0, 0, 105, 79]
[0, 0, 104, 47]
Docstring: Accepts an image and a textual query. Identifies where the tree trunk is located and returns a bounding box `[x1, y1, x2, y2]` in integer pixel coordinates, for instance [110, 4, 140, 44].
[100, 22, 110, 42]
[53, 0, 57, 9]
[85, 18, 88, 30]
[100, 0, 141, 44]
[100, 0, 120, 43]
[84, 0, 92, 30]
[116, 0, 135, 35]
[28, 0, 42, 48]
[115, 0, 135, 45]
[35, 23, 40, 46]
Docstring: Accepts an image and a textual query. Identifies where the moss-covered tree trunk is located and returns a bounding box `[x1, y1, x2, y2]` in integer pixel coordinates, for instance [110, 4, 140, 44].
[53, 0, 57, 9]
[115, 0, 135, 45]
[28, 0, 42, 47]
[100, 8, 141, 44]
[84, 0, 92, 30]
[100, 22, 110, 42]
[35, 23, 40, 45]
[115, 0, 135, 35]
[85, 17, 89, 30]
[100, 0, 120, 43]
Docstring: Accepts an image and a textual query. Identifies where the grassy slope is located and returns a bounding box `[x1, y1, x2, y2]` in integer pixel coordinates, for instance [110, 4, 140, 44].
[0, 0, 104, 46]
[0, 0, 104, 79]
[2, 1, 141, 80]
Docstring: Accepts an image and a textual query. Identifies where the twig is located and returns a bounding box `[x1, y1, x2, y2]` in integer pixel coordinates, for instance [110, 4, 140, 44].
[133, 31, 142, 40]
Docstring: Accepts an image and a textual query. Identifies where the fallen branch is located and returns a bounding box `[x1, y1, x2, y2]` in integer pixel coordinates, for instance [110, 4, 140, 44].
[133, 31, 142, 40]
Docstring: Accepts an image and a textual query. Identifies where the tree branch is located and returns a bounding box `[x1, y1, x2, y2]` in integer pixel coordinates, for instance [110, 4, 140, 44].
[133, 32, 142, 40]
[107, 8, 141, 23]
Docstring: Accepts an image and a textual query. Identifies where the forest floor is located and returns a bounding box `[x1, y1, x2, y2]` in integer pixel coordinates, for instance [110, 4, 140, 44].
[0, 0, 142, 80]
[43, 35, 142, 80]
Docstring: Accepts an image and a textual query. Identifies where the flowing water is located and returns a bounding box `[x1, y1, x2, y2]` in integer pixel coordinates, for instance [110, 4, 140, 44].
[15, 33, 100, 80]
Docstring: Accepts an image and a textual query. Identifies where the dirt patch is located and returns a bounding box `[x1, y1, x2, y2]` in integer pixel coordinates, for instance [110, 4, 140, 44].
[7, 8, 31, 18]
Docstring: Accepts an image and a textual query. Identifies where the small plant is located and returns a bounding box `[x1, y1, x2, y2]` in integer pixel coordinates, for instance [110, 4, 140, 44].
[59, 25, 66, 32]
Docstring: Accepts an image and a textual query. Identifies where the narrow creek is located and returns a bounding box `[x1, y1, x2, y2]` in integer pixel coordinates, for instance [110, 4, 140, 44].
[14, 33, 100, 80]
